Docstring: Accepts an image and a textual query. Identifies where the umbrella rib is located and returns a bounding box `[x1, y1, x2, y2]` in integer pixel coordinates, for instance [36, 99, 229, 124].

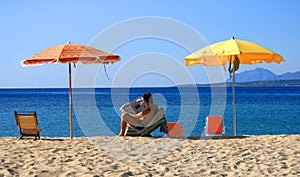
[231, 39, 241, 55]
[57, 43, 68, 64]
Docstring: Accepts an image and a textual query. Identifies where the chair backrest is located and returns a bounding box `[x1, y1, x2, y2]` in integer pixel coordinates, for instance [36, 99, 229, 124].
[206, 116, 223, 134]
[14, 111, 38, 129]
[144, 108, 165, 127]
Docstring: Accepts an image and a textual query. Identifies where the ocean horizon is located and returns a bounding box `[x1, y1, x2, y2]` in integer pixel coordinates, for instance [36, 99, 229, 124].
[1, 86, 299, 138]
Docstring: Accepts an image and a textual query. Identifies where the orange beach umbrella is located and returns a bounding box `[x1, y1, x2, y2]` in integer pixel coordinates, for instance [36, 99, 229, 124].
[21, 42, 120, 139]
[184, 37, 284, 136]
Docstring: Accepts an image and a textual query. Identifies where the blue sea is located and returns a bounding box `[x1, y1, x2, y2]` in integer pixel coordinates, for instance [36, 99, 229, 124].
[1, 86, 299, 137]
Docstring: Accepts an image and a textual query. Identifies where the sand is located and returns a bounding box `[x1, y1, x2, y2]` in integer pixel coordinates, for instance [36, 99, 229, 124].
[0, 135, 299, 177]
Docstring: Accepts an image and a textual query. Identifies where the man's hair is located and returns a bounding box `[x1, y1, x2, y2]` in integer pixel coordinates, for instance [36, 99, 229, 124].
[143, 92, 152, 102]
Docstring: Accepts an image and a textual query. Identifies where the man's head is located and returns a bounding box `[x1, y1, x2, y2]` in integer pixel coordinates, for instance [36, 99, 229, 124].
[143, 92, 152, 103]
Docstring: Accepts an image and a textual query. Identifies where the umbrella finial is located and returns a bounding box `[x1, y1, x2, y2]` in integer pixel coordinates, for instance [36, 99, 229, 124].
[232, 36, 235, 40]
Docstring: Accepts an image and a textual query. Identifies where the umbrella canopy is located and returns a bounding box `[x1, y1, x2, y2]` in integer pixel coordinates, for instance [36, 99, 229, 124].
[184, 37, 284, 136]
[22, 42, 120, 66]
[185, 37, 284, 66]
[21, 42, 120, 139]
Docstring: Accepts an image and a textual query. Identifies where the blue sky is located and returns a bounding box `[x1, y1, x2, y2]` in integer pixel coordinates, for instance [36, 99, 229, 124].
[1, 0, 299, 88]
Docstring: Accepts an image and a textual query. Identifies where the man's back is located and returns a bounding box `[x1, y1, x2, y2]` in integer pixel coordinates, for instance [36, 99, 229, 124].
[141, 101, 158, 125]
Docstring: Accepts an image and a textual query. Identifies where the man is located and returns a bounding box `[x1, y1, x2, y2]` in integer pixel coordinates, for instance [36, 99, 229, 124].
[118, 92, 158, 136]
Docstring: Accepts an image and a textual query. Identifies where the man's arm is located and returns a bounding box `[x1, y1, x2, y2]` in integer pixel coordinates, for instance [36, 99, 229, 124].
[141, 107, 151, 116]
[130, 107, 151, 119]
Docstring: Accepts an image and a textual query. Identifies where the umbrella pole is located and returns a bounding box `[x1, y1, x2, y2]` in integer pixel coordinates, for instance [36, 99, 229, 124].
[232, 67, 237, 136]
[69, 63, 73, 140]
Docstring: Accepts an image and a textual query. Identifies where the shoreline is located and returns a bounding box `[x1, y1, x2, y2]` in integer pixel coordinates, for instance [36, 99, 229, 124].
[0, 134, 299, 176]
[1, 134, 298, 140]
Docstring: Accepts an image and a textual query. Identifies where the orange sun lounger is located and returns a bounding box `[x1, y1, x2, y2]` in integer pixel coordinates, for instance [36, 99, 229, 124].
[204, 116, 225, 136]
[168, 122, 183, 136]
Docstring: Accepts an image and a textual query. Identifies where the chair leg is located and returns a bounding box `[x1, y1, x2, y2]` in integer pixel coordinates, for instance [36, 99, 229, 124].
[142, 133, 152, 137]
[160, 119, 168, 134]
[18, 135, 23, 140]
[34, 134, 41, 140]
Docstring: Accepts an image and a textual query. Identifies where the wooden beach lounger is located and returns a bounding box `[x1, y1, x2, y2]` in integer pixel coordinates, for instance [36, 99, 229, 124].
[14, 111, 41, 140]
[125, 108, 168, 137]
[204, 116, 225, 136]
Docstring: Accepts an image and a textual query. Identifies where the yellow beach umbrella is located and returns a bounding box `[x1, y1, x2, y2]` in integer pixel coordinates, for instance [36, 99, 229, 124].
[185, 37, 284, 66]
[184, 37, 285, 136]
[21, 42, 120, 139]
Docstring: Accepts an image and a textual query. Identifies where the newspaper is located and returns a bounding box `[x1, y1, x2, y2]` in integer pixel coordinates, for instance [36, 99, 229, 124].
[120, 97, 149, 114]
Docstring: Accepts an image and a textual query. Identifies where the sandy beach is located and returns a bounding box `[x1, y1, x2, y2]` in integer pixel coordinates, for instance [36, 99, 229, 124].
[0, 135, 299, 177]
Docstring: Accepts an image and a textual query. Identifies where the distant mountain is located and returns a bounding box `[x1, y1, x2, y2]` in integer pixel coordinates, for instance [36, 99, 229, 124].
[178, 79, 300, 87]
[278, 71, 300, 80]
[230, 79, 300, 87]
[177, 68, 300, 87]
[227, 68, 300, 83]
